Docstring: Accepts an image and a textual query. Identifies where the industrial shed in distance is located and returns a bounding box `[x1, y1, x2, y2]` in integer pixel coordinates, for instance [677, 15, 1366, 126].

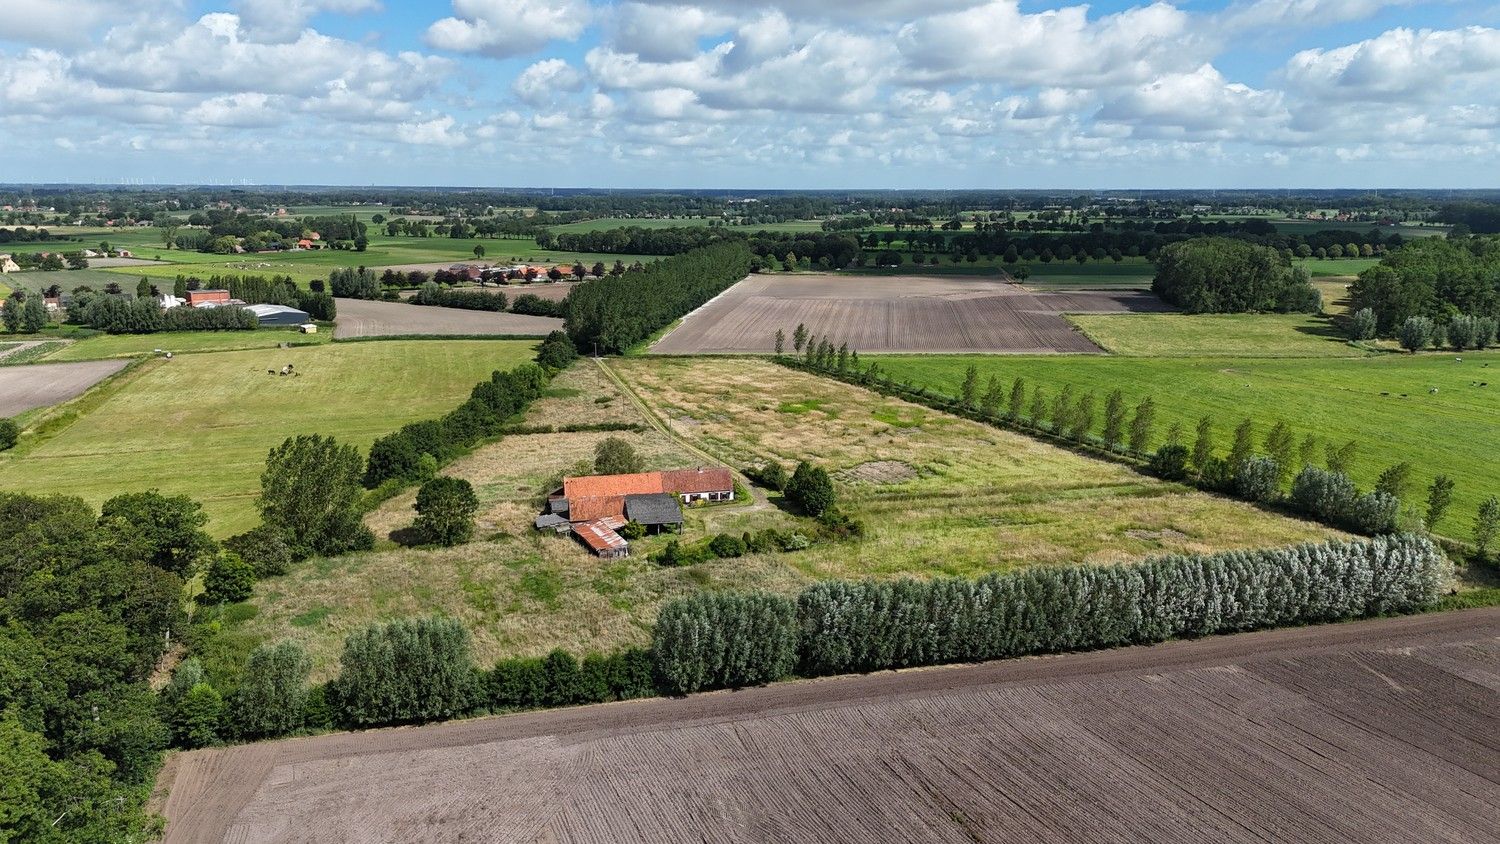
[245, 304, 312, 326]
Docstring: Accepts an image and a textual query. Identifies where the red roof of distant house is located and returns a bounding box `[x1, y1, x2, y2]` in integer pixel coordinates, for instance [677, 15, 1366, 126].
[569, 495, 627, 521]
[661, 467, 734, 495]
[186, 289, 230, 303]
[564, 471, 664, 500]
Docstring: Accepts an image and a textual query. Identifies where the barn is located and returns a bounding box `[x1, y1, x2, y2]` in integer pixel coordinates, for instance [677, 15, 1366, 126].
[538, 466, 733, 555]
[245, 304, 312, 326]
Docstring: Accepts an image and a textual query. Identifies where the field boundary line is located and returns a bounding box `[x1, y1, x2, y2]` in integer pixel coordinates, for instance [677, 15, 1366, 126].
[4, 357, 156, 451]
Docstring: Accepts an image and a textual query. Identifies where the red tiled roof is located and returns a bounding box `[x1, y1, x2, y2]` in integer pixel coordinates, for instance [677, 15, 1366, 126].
[563, 468, 733, 502]
[568, 495, 626, 522]
[661, 467, 734, 495]
[564, 472, 664, 500]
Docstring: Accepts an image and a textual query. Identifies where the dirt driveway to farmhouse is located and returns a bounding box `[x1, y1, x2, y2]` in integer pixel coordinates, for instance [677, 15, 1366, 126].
[0, 358, 129, 416]
[155, 607, 1500, 844]
[650, 273, 1169, 355]
[332, 298, 563, 339]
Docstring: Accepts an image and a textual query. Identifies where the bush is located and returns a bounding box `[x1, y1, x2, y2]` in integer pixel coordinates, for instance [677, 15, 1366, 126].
[594, 436, 643, 475]
[1233, 456, 1282, 503]
[535, 330, 578, 369]
[1148, 444, 1190, 480]
[652, 592, 798, 695]
[815, 508, 866, 539]
[795, 536, 1447, 678]
[785, 460, 836, 516]
[333, 617, 477, 726]
[230, 641, 310, 740]
[542, 649, 581, 706]
[708, 533, 746, 558]
[1348, 491, 1400, 535]
[747, 461, 788, 491]
[413, 476, 479, 546]
[619, 520, 646, 540]
[489, 656, 547, 710]
[1196, 455, 1234, 491]
[199, 552, 256, 604]
[1290, 466, 1357, 525]
[223, 524, 295, 578]
[1349, 307, 1377, 341]
[0, 418, 18, 451]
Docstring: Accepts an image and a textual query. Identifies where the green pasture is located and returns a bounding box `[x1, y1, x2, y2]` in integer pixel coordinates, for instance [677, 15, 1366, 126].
[0, 339, 540, 536]
[1067, 313, 1379, 358]
[39, 329, 329, 362]
[872, 349, 1500, 542]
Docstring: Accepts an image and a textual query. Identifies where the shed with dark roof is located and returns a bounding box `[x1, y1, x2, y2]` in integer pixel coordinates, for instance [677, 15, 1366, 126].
[624, 493, 684, 531]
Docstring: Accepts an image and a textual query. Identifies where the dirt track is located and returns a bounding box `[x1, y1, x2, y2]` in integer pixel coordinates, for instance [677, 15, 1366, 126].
[157, 608, 1500, 843]
[0, 358, 128, 415]
[332, 298, 563, 339]
[650, 273, 1168, 355]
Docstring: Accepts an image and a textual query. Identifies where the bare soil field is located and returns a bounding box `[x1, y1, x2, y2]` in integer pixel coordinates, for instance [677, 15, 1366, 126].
[650, 273, 1168, 355]
[157, 607, 1500, 844]
[333, 297, 563, 339]
[0, 358, 128, 415]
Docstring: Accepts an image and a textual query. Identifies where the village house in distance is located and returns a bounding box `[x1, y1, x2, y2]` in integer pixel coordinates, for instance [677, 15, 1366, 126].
[536, 467, 735, 557]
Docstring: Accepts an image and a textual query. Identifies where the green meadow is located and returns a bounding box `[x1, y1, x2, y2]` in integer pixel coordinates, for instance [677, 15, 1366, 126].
[0, 339, 539, 536]
[873, 342, 1500, 542]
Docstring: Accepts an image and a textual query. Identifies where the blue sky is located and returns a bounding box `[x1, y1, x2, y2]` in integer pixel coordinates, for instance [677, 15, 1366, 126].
[0, 0, 1495, 188]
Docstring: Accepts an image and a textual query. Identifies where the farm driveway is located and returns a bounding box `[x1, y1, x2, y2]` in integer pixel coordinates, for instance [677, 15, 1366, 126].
[0, 358, 128, 415]
[157, 607, 1500, 844]
[333, 298, 562, 339]
[651, 273, 1168, 355]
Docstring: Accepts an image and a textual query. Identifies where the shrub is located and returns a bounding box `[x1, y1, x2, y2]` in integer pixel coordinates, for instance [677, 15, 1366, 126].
[1147, 444, 1190, 480]
[1290, 466, 1357, 525]
[619, 520, 646, 540]
[199, 552, 255, 604]
[489, 656, 547, 710]
[535, 330, 578, 369]
[542, 649, 581, 706]
[413, 476, 479, 546]
[1196, 455, 1234, 491]
[1233, 456, 1283, 503]
[816, 508, 866, 539]
[230, 641, 310, 740]
[223, 524, 295, 578]
[1349, 307, 1377, 341]
[785, 460, 836, 516]
[749, 461, 788, 492]
[333, 617, 477, 726]
[0, 418, 17, 451]
[708, 533, 746, 558]
[594, 436, 643, 475]
[1448, 314, 1479, 350]
[652, 592, 798, 695]
[1348, 491, 1400, 535]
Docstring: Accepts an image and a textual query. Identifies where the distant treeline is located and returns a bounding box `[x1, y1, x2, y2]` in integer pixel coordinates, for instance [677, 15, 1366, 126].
[565, 241, 752, 354]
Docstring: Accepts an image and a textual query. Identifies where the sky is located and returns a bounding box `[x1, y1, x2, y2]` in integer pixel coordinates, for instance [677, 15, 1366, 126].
[0, 0, 1496, 189]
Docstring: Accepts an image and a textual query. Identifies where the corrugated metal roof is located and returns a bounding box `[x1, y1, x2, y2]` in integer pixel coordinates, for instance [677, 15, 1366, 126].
[573, 518, 628, 553]
[245, 303, 310, 318]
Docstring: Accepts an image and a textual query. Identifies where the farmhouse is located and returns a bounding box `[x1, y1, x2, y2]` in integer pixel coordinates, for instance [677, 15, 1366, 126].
[541, 467, 733, 556]
[0, 254, 19, 273]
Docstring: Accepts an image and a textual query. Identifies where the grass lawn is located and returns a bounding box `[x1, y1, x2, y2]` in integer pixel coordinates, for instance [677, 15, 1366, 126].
[39, 329, 329, 362]
[1067, 313, 1381, 357]
[1296, 257, 1379, 277]
[216, 358, 1338, 680]
[0, 339, 540, 536]
[872, 349, 1500, 541]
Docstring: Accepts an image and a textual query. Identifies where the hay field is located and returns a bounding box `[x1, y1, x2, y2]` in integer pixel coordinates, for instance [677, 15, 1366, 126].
[650, 274, 1167, 355]
[1067, 313, 1377, 357]
[157, 608, 1500, 844]
[0, 340, 540, 535]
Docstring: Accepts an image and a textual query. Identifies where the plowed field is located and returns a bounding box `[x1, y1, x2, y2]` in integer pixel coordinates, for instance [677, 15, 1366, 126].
[157, 607, 1500, 844]
[650, 273, 1168, 354]
[0, 358, 129, 415]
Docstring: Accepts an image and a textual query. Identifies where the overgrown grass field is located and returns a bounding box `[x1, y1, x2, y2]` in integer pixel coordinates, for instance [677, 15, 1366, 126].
[872, 348, 1500, 540]
[1067, 313, 1381, 357]
[0, 339, 540, 535]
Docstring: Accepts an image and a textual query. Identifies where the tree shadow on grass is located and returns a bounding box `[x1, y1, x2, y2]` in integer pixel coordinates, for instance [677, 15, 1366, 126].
[1292, 315, 1349, 342]
[389, 525, 426, 548]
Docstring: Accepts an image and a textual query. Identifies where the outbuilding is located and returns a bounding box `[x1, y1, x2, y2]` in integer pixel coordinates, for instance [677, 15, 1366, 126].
[245, 304, 312, 326]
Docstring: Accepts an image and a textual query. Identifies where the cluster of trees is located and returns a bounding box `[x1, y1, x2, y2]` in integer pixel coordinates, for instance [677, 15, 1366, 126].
[364, 364, 550, 488]
[652, 527, 813, 567]
[1350, 236, 1500, 332]
[652, 535, 1447, 694]
[1390, 313, 1499, 352]
[1, 490, 218, 840]
[1, 291, 49, 332]
[537, 225, 735, 255]
[566, 241, 751, 354]
[329, 266, 380, 299]
[510, 292, 565, 317]
[410, 282, 509, 311]
[1152, 238, 1321, 313]
[535, 330, 578, 370]
[70, 292, 259, 333]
